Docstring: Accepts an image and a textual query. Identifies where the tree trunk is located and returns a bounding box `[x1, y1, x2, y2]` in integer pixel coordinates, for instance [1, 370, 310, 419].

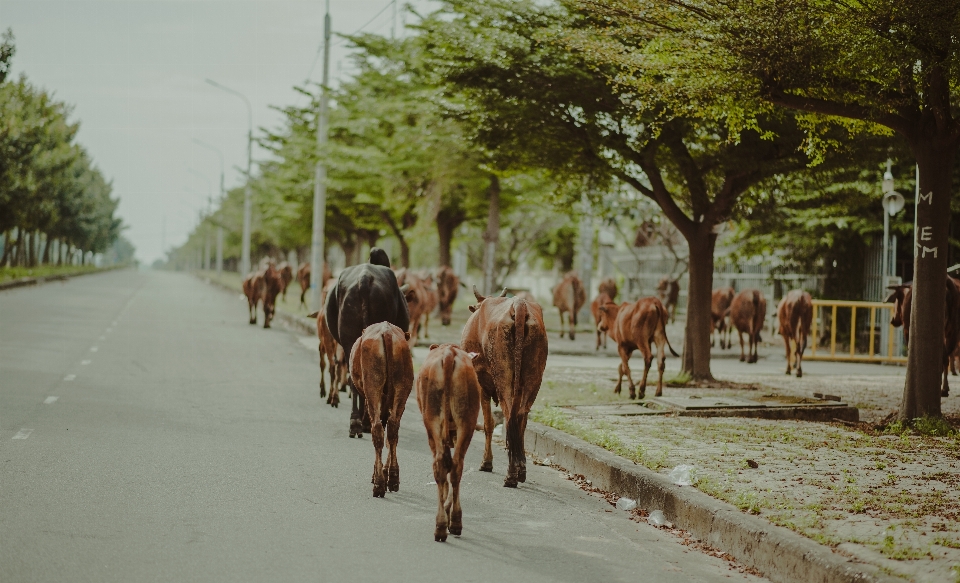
[681, 229, 717, 380]
[436, 209, 463, 268]
[900, 142, 956, 420]
[40, 233, 50, 266]
[380, 213, 409, 268]
[483, 175, 500, 295]
[0, 231, 10, 267]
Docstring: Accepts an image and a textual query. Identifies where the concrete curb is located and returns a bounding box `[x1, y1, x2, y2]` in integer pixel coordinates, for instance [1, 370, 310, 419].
[524, 422, 898, 583]
[0, 265, 128, 291]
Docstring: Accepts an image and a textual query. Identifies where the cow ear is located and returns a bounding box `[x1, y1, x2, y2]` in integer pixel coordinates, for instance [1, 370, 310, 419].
[468, 305, 477, 313]
[599, 305, 607, 313]
[429, 344, 440, 350]
[459, 281, 469, 289]
[405, 332, 411, 341]
[468, 352, 479, 360]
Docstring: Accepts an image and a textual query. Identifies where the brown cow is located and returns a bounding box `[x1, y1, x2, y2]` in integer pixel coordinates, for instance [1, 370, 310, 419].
[552, 271, 586, 340]
[730, 289, 767, 363]
[596, 298, 679, 400]
[417, 344, 481, 542]
[887, 276, 960, 397]
[598, 277, 618, 301]
[462, 287, 548, 488]
[711, 287, 735, 349]
[777, 290, 813, 378]
[242, 271, 263, 325]
[656, 277, 681, 324]
[414, 271, 439, 339]
[435, 266, 461, 326]
[297, 261, 332, 308]
[278, 261, 294, 302]
[591, 292, 613, 350]
[308, 280, 345, 406]
[349, 322, 414, 497]
[241, 262, 282, 328]
[260, 262, 283, 329]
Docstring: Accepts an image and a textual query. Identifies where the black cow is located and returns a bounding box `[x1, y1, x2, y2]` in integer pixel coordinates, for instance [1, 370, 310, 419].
[325, 248, 411, 437]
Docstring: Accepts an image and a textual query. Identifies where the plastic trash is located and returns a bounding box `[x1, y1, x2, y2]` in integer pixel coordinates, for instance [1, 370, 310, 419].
[667, 464, 696, 486]
[615, 497, 637, 511]
[492, 424, 503, 437]
[542, 456, 552, 466]
[647, 510, 666, 526]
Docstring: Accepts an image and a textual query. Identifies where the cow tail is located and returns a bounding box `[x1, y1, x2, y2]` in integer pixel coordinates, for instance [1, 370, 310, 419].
[655, 301, 680, 357]
[507, 299, 527, 464]
[440, 348, 455, 470]
[382, 329, 393, 409]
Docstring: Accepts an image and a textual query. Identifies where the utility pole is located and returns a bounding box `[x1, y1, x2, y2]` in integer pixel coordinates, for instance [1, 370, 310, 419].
[194, 139, 226, 276]
[205, 79, 253, 277]
[309, 1, 331, 313]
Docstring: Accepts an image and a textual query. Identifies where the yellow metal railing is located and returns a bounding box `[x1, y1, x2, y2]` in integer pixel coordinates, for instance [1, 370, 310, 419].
[807, 300, 906, 363]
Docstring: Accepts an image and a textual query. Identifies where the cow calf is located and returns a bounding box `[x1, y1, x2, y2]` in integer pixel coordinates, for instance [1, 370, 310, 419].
[597, 297, 678, 399]
[417, 344, 481, 542]
[349, 322, 414, 497]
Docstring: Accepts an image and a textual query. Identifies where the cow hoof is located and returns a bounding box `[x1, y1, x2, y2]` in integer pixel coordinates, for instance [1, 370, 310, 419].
[388, 467, 400, 491]
[373, 487, 386, 498]
[518, 468, 526, 483]
[503, 480, 518, 488]
[796, 370, 803, 379]
[449, 524, 462, 536]
[739, 356, 745, 362]
[638, 388, 646, 400]
[340, 386, 347, 392]
[350, 418, 363, 437]
[479, 460, 493, 472]
[628, 388, 636, 400]
[434, 528, 447, 542]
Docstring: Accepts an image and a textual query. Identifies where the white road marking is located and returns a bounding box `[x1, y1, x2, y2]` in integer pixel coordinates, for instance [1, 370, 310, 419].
[44, 396, 59, 404]
[12, 429, 33, 440]
[90, 346, 98, 352]
[64, 374, 76, 381]
[81, 360, 91, 365]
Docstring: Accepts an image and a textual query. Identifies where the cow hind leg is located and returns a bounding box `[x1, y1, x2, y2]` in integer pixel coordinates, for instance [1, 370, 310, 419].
[318, 346, 326, 398]
[449, 422, 473, 536]
[655, 340, 666, 397]
[558, 311, 566, 338]
[738, 331, 746, 361]
[637, 347, 652, 401]
[431, 437, 450, 541]
[943, 367, 951, 398]
[386, 416, 401, 492]
[370, 421, 386, 498]
[349, 386, 363, 438]
[570, 311, 577, 340]
[479, 396, 494, 472]
[784, 336, 792, 375]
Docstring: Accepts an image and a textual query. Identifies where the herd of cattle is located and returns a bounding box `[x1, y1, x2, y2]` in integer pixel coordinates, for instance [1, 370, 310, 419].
[236, 251, 952, 541]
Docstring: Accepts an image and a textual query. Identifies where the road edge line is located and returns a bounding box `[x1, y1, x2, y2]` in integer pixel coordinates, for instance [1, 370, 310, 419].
[524, 421, 898, 583]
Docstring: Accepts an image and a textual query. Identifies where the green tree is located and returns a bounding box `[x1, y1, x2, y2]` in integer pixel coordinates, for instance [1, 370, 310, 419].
[421, 0, 865, 379]
[568, 0, 960, 416]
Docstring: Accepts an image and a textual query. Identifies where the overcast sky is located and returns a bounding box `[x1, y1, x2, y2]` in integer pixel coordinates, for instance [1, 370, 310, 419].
[2, 0, 436, 263]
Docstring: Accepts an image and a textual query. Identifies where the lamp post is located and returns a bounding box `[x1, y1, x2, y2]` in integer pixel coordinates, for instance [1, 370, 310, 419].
[206, 79, 253, 277]
[194, 139, 226, 275]
[881, 159, 906, 288]
[309, 1, 331, 313]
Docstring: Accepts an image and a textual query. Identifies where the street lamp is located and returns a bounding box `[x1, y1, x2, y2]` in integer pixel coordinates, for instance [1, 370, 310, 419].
[881, 159, 906, 288]
[205, 78, 253, 278]
[194, 139, 226, 275]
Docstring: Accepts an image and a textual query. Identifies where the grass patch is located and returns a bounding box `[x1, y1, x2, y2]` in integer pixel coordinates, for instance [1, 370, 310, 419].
[0, 264, 104, 283]
[665, 371, 692, 387]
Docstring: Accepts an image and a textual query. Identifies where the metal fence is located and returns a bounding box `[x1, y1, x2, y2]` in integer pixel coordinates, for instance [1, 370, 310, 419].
[807, 299, 905, 363]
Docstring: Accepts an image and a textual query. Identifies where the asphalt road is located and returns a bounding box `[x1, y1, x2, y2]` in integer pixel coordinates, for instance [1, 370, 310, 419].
[1, 269, 766, 583]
